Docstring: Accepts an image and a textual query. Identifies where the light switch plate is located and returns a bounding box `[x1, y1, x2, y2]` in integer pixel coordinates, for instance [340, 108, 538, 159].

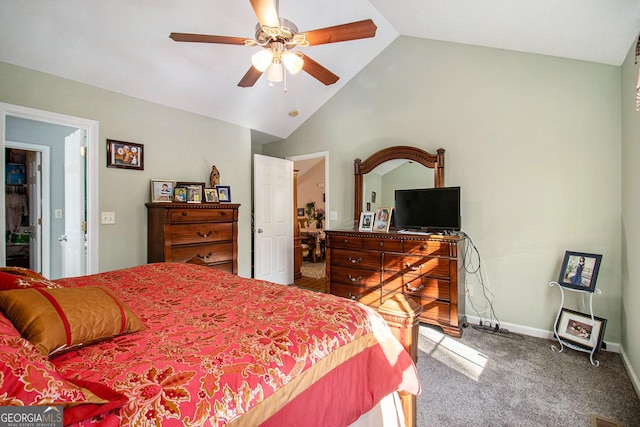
[329, 211, 338, 220]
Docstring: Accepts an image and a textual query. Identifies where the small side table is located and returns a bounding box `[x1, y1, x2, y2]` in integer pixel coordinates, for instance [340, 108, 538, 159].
[549, 281, 602, 366]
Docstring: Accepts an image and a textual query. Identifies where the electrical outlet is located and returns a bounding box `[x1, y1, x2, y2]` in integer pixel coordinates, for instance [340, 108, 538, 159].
[330, 211, 338, 220]
[101, 212, 115, 224]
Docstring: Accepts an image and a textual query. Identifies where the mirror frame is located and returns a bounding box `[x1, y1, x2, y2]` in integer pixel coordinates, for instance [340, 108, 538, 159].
[354, 146, 445, 224]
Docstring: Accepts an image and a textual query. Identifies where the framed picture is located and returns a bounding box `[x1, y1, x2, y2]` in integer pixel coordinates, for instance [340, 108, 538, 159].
[215, 185, 231, 203]
[176, 181, 205, 199]
[556, 308, 607, 353]
[371, 191, 377, 203]
[558, 251, 603, 292]
[366, 202, 371, 211]
[174, 187, 187, 202]
[150, 179, 174, 203]
[373, 207, 393, 232]
[107, 139, 144, 170]
[204, 188, 219, 203]
[297, 208, 305, 217]
[359, 212, 375, 232]
[186, 185, 203, 203]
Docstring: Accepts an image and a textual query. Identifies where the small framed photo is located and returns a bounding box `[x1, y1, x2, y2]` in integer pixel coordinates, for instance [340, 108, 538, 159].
[174, 187, 187, 202]
[558, 251, 603, 292]
[359, 212, 375, 232]
[186, 185, 203, 203]
[204, 188, 219, 203]
[107, 139, 144, 170]
[297, 208, 305, 217]
[371, 191, 377, 203]
[150, 179, 174, 202]
[215, 185, 231, 203]
[556, 308, 607, 353]
[373, 207, 393, 233]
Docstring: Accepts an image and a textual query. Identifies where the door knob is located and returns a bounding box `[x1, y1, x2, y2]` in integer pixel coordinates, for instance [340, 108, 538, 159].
[257, 228, 263, 233]
[58, 235, 68, 242]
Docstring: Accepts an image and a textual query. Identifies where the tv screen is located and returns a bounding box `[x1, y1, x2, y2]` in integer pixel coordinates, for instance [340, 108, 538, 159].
[394, 186, 461, 231]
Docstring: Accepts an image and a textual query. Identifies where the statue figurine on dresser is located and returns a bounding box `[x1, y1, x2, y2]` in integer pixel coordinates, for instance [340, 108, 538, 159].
[209, 165, 220, 188]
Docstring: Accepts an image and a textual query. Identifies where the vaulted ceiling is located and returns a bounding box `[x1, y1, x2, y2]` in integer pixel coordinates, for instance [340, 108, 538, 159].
[1, 0, 639, 143]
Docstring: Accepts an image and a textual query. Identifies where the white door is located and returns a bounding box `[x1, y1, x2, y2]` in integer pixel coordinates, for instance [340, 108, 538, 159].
[61, 129, 86, 278]
[27, 151, 42, 274]
[253, 154, 293, 284]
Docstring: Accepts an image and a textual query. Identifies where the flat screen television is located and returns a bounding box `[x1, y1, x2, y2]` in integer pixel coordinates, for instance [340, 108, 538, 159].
[394, 186, 461, 232]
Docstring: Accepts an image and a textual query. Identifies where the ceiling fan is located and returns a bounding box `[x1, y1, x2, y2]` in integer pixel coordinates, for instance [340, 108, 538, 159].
[169, 0, 377, 88]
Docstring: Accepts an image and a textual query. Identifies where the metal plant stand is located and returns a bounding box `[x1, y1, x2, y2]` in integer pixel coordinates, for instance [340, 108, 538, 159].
[549, 281, 602, 367]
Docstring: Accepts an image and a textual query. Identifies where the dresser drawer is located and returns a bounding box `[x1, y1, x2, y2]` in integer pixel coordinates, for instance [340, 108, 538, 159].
[169, 223, 232, 245]
[361, 238, 403, 252]
[384, 254, 450, 278]
[330, 265, 381, 288]
[168, 242, 233, 264]
[170, 208, 235, 223]
[382, 272, 450, 300]
[330, 249, 381, 270]
[327, 235, 364, 249]
[404, 240, 450, 257]
[331, 283, 381, 306]
[402, 295, 451, 324]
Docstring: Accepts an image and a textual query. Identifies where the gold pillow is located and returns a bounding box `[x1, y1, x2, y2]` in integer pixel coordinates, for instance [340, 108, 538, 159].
[0, 286, 145, 356]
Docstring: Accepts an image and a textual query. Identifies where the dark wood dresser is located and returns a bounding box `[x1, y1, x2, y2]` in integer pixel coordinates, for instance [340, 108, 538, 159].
[146, 203, 240, 274]
[325, 229, 466, 337]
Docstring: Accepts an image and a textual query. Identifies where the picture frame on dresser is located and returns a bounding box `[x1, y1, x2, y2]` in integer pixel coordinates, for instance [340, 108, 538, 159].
[358, 212, 375, 232]
[204, 188, 219, 203]
[186, 186, 203, 203]
[373, 207, 393, 232]
[150, 179, 174, 203]
[216, 185, 231, 202]
[558, 251, 602, 292]
[174, 187, 187, 202]
[555, 308, 607, 352]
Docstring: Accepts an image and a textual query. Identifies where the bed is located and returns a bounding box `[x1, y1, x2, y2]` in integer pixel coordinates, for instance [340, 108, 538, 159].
[0, 263, 420, 426]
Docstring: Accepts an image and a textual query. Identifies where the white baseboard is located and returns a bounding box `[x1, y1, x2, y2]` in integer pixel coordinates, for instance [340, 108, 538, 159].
[463, 315, 640, 399]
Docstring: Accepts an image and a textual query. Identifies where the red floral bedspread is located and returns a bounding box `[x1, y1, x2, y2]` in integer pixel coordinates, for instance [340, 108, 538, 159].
[51, 263, 420, 426]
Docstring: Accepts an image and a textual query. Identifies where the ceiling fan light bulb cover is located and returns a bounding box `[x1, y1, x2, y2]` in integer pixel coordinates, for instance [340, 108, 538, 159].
[267, 62, 284, 82]
[282, 51, 303, 75]
[251, 49, 273, 72]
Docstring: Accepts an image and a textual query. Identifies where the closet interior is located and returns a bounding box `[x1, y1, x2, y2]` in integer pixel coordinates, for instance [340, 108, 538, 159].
[5, 148, 30, 268]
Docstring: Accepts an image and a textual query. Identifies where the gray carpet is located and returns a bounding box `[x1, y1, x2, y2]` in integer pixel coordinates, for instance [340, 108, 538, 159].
[416, 324, 640, 427]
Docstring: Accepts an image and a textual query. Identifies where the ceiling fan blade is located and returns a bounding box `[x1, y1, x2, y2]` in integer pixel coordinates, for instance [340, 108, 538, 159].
[169, 33, 247, 45]
[250, 0, 280, 28]
[304, 19, 377, 46]
[238, 66, 263, 87]
[301, 55, 339, 86]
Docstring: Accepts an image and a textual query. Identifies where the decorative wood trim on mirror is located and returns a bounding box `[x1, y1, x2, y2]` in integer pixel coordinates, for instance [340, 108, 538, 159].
[354, 146, 445, 225]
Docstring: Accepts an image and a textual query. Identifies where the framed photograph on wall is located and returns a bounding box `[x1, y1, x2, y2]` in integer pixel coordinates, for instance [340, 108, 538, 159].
[297, 208, 305, 217]
[359, 212, 375, 232]
[558, 251, 603, 292]
[150, 179, 174, 202]
[204, 188, 219, 203]
[372, 207, 393, 233]
[215, 185, 231, 203]
[555, 308, 607, 353]
[107, 139, 144, 170]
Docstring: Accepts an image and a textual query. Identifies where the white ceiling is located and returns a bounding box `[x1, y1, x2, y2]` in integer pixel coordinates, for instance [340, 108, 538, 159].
[1, 1, 639, 143]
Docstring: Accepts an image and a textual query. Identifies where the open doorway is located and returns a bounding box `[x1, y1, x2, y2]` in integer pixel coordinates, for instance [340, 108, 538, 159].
[1, 103, 99, 278]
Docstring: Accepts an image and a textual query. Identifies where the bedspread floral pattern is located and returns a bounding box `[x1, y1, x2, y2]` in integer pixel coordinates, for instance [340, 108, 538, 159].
[50, 263, 403, 426]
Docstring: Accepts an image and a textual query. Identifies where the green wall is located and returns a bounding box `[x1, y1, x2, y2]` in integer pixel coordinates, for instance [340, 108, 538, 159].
[0, 62, 253, 277]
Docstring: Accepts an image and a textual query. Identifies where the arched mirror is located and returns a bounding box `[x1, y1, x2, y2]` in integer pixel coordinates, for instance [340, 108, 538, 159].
[354, 146, 445, 225]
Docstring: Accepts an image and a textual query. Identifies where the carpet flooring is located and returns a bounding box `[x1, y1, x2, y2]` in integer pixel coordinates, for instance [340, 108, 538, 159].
[416, 324, 640, 427]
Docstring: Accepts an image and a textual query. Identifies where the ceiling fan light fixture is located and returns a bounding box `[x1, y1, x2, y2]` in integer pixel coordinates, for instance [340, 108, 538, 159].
[251, 49, 273, 72]
[282, 51, 303, 75]
[267, 62, 283, 82]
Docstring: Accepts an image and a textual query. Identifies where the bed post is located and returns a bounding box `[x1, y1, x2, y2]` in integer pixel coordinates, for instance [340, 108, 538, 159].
[378, 294, 422, 427]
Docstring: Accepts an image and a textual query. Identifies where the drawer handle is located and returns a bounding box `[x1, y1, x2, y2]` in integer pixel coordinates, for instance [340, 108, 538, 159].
[197, 252, 213, 260]
[343, 239, 349, 244]
[348, 257, 362, 264]
[348, 274, 363, 282]
[405, 263, 423, 271]
[197, 231, 212, 238]
[421, 244, 427, 250]
[405, 283, 424, 292]
[379, 241, 384, 247]
[347, 292, 362, 301]
[181, 212, 188, 217]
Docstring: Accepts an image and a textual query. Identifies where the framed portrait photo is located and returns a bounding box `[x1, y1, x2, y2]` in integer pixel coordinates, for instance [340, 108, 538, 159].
[558, 251, 603, 292]
[107, 139, 144, 170]
[556, 308, 607, 353]
[359, 212, 375, 232]
[150, 179, 174, 203]
[186, 185, 203, 203]
[372, 207, 393, 233]
[215, 185, 231, 203]
[174, 187, 187, 202]
[204, 188, 219, 203]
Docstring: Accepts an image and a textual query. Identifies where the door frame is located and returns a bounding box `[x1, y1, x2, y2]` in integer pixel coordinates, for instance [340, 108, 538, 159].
[5, 141, 51, 277]
[0, 103, 99, 275]
[287, 151, 330, 228]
